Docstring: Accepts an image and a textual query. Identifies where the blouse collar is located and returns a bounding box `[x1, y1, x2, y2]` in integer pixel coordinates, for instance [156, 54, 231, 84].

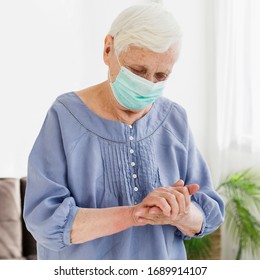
[57, 92, 173, 143]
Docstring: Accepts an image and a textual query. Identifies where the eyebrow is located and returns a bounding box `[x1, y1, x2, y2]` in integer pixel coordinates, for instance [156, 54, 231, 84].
[128, 64, 172, 75]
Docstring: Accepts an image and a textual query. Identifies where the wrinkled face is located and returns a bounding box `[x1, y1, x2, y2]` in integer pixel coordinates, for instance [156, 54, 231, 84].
[104, 35, 178, 84]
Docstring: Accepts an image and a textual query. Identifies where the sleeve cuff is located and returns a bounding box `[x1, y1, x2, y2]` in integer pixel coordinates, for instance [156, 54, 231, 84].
[191, 201, 206, 238]
[174, 201, 206, 240]
[63, 205, 79, 246]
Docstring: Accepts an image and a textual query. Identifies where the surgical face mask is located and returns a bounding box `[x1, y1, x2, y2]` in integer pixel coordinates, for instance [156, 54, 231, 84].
[109, 59, 166, 111]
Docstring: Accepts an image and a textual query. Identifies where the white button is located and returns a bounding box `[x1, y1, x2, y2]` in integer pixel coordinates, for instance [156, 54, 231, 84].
[134, 187, 138, 192]
[131, 162, 135, 167]
[134, 201, 138, 205]
[129, 136, 134, 141]
[130, 149, 134, 154]
[132, 174, 137, 179]
[129, 124, 133, 128]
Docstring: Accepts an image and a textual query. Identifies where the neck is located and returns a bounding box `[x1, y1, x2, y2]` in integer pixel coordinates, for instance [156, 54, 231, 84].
[100, 81, 152, 125]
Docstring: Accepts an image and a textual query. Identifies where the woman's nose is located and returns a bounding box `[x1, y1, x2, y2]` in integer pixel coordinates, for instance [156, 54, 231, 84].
[144, 73, 157, 83]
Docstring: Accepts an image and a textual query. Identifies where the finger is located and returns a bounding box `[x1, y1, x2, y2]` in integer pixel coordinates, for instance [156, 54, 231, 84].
[187, 184, 200, 195]
[156, 196, 172, 216]
[144, 195, 172, 216]
[134, 207, 150, 224]
[137, 217, 159, 225]
[148, 206, 162, 215]
[134, 207, 148, 217]
[168, 184, 200, 208]
[172, 179, 184, 188]
[136, 207, 164, 224]
[158, 191, 179, 217]
[171, 184, 199, 212]
[154, 180, 184, 195]
[137, 214, 171, 225]
[160, 186, 190, 212]
[170, 189, 187, 215]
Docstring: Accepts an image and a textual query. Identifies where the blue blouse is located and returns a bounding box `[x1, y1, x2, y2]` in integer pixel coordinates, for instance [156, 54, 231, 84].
[23, 92, 224, 260]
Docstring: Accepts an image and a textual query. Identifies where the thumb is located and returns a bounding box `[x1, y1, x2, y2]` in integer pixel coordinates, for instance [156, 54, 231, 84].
[148, 206, 162, 215]
[173, 179, 185, 188]
[187, 184, 200, 195]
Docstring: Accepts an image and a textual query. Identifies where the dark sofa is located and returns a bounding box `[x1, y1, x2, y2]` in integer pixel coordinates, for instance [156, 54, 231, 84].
[0, 178, 36, 259]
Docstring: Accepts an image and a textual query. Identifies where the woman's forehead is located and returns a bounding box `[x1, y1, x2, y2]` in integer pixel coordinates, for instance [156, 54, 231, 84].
[120, 45, 177, 68]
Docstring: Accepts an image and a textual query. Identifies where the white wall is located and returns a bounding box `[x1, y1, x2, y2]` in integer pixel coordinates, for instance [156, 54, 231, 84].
[0, 0, 210, 179]
[163, 0, 209, 157]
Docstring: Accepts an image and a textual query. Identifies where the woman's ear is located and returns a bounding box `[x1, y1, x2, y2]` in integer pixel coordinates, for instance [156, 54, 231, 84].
[103, 35, 114, 66]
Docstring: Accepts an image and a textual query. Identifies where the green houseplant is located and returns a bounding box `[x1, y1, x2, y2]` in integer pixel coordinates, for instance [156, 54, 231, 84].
[185, 168, 260, 260]
[218, 168, 260, 259]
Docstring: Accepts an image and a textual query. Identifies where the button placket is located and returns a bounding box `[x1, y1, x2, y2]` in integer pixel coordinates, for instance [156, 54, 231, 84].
[128, 123, 135, 158]
[127, 124, 140, 204]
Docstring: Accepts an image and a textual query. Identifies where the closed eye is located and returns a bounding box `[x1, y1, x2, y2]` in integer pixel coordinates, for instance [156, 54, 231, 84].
[129, 67, 147, 75]
[155, 72, 168, 81]
[126, 65, 170, 81]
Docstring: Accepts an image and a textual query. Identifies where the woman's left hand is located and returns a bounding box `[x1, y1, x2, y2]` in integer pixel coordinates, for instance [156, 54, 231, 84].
[133, 181, 203, 236]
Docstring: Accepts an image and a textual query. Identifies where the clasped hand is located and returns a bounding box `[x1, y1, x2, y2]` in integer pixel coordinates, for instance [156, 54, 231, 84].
[132, 180, 200, 226]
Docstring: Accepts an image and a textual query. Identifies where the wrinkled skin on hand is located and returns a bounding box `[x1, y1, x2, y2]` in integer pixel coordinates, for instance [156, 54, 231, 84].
[132, 180, 200, 229]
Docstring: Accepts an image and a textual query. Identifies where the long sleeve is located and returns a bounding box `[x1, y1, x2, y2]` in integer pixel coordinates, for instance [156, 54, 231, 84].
[23, 104, 79, 251]
[184, 128, 225, 238]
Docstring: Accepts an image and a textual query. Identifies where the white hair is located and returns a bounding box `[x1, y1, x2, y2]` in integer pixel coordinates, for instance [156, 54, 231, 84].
[108, 4, 182, 54]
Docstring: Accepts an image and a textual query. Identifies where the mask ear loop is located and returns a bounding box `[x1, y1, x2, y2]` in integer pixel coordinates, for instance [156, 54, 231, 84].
[108, 69, 113, 83]
[108, 49, 122, 83]
[115, 50, 122, 67]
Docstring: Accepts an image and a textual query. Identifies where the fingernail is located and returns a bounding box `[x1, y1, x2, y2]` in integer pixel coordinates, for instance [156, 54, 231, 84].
[174, 179, 184, 186]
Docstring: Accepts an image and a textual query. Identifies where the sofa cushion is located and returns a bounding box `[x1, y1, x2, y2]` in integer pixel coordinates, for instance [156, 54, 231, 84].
[0, 178, 22, 259]
[20, 177, 37, 259]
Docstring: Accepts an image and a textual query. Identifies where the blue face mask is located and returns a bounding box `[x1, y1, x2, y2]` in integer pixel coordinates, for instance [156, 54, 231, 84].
[110, 65, 166, 111]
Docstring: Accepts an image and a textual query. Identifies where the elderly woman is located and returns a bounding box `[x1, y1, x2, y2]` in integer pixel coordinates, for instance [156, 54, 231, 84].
[24, 4, 224, 260]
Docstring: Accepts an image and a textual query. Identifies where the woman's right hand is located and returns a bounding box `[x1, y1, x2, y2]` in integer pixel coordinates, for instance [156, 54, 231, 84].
[70, 180, 200, 244]
[131, 180, 199, 226]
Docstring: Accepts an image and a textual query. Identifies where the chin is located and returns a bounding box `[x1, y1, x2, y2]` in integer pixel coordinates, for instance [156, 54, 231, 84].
[122, 104, 152, 113]
[125, 108, 143, 113]
[124, 108, 148, 115]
